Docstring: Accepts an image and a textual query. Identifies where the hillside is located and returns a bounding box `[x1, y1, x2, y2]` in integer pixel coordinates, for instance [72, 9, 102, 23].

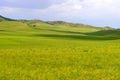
[0, 15, 14, 21]
[0, 15, 119, 40]
[0, 15, 114, 31]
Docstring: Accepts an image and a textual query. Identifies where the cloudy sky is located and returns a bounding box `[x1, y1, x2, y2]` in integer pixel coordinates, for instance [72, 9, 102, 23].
[0, 0, 120, 28]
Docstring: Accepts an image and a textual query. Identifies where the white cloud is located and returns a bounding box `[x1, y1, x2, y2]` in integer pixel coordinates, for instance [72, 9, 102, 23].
[0, 0, 82, 18]
[38, 0, 82, 17]
[80, 0, 120, 18]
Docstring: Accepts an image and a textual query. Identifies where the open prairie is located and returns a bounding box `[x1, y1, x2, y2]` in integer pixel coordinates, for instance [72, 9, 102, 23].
[0, 21, 120, 80]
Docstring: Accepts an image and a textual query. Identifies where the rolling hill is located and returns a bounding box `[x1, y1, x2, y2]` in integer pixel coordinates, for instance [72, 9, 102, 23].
[0, 15, 15, 21]
[0, 15, 114, 31]
[0, 15, 119, 40]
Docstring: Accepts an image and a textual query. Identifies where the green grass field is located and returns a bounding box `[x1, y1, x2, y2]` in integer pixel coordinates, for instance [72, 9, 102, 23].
[0, 21, 120, 80]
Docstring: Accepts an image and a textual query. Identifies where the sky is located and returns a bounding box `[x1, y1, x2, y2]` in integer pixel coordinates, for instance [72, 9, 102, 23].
[0, 0, 120, 28]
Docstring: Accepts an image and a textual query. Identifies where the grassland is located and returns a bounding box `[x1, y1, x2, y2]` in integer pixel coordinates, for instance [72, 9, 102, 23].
[0, 21, 120, 80]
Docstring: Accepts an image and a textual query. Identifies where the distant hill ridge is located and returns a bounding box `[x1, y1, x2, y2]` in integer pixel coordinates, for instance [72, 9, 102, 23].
[0, 15, 15, 21]
[0, 15, 114, 30]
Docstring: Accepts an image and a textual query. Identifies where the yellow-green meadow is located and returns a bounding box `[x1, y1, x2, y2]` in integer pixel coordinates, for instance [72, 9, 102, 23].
[0, 21, 120, 80]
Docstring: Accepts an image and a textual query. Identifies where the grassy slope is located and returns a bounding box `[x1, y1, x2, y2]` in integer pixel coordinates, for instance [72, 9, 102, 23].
[0, 21, 120, 80]
[0, 15, 14, 21]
